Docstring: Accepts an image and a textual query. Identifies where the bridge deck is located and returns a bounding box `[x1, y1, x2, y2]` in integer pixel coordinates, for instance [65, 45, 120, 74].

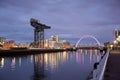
[104, 50, 120, 80]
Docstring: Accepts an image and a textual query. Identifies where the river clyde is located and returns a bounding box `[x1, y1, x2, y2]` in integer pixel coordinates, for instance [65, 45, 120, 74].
[0, 49, 102, 80]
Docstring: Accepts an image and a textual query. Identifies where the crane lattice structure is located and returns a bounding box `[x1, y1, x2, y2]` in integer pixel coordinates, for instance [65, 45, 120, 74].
[30, 18, 51, 48]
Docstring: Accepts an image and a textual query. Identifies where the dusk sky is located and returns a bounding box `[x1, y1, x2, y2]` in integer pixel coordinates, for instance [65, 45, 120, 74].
[0, 0, 120, 45]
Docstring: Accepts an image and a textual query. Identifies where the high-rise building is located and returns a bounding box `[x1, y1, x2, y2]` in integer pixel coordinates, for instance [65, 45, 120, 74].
[0, 37, 6, 43]
[114, 29, 120, 40]
[44, 35, 71, 48]
[113, 29, 120, 46]
[50, 35, 59, 42]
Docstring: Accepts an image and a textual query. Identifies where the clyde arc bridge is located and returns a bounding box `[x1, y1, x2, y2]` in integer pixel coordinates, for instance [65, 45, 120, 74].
[75, 35, 102, 49]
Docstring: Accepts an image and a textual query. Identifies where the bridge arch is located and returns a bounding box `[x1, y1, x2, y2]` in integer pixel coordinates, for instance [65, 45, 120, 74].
[75, 35, 100, 47]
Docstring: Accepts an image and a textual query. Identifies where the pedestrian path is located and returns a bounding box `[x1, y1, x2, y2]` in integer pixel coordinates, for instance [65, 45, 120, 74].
[104, 51, 120, 80]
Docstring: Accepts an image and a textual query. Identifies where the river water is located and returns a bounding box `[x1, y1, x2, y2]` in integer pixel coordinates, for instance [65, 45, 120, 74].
[0, 49, 102, 80]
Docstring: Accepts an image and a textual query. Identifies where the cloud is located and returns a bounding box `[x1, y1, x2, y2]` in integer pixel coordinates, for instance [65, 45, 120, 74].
[0, 0, 120, 44]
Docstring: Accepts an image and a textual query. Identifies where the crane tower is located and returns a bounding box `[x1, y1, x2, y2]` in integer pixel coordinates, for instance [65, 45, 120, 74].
[30, 18, 51, 48]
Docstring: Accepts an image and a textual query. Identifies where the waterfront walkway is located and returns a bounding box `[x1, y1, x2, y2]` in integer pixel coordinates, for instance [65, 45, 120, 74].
[104, 50, 120, 80]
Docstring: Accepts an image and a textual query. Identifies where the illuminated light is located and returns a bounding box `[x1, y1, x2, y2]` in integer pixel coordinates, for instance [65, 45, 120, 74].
[117, 38, 119, 41]
[44, 43, 48, 48]
[114, 40, 117, 44]
[117, 37, 120, 41]
[110, 45, 113, 48]
[0, 42, 2, 45]
[119, 36, 120, 38]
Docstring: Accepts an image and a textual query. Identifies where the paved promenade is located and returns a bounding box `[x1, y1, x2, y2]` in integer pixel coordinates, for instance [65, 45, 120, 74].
[104, 50, 120, 80]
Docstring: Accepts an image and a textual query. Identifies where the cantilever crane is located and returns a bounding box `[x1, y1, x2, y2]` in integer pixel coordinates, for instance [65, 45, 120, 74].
[30, 18, 51, 48]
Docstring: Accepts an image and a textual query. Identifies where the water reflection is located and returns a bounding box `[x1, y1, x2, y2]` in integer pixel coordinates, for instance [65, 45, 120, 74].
[33, 52, 69, 80]
[19, 57, 21, 67]
[0, 58, 4, 68]
[33, 54, 44, 80]
[11, 57, 16, 70]
[76, 49, 102, 64]
[0, 50, 102, 80]
[44, 52, 68, 71]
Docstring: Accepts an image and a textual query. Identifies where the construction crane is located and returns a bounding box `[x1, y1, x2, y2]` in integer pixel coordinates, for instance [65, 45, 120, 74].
[30, 18, 51, 48]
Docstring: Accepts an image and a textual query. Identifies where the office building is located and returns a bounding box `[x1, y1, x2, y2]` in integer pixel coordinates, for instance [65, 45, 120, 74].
[114, 29, 120, 40]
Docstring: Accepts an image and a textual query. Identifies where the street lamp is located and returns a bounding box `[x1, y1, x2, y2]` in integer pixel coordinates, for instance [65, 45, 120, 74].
[114, 40, 117, 44]
[119, 36, 120, 38]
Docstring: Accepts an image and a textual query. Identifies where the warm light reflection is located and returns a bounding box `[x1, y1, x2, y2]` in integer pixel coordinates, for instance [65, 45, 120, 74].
[19, 57, 21, 67]
[90, 49, 93, 64]
[0, 50, 102, 80]
[30, 55, 33, 63]
[0, 58, 4, 68]
[44, 54, 48, 70]
[95, 49, 98, 55]
[35, 54, 42, 66]
[51, 53, 57, 69]
[11, 57, 16, 70]
[34, 52, 69, 72]
[85, 50, 88, 55]
[82, 52, 84, 64]
[76, 52, 81, 63]
[80, 49, 83, 54]
[76, 49, 101, 64]
[63, 51, 68, 62]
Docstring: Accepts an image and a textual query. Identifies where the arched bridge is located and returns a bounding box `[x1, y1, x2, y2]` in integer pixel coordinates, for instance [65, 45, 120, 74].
[75, 35, 102, 49]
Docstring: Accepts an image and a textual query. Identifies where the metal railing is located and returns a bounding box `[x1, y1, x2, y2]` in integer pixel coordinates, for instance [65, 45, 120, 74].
[88, 51, 109, 80]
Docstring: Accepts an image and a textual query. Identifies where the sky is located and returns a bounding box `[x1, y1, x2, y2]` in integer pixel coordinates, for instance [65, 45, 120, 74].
[0, 0, 120, 45]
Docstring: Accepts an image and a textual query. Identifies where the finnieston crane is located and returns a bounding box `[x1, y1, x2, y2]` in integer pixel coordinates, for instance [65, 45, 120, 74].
[30, 18, 51, 48]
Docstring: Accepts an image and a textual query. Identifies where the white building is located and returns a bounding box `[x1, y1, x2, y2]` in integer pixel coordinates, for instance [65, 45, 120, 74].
[44, 35, 71, 48]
